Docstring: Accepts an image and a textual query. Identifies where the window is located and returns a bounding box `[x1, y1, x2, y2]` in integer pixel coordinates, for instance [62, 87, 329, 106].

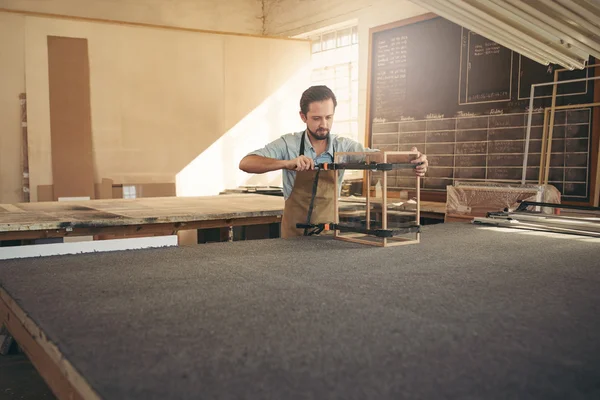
[309, 26, 359, 143]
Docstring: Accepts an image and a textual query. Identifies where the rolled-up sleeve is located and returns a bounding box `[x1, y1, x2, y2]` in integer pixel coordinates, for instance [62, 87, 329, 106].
[246, 137, 288, 160]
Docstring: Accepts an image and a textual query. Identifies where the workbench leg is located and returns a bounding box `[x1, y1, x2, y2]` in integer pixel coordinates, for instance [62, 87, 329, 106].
[228, 226, 234, 242]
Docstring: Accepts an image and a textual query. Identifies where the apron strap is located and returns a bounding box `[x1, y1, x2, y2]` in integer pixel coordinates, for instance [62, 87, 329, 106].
[299, 130, 333, 236]
[300, 131, 306, 156]
[300, 131, 318, 235]
[304, 168, 321, 235]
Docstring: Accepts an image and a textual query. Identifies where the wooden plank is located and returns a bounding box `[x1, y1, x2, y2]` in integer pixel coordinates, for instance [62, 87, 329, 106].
[335, 235, 385, 247]
[47, 36, 95, 200]
[0, 288, 100, 400]
[445, 214, 474, 223]
[385, 237, 420, 247]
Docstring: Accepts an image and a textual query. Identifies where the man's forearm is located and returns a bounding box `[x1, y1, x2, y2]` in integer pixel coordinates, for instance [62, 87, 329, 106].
[239, 155, 288, 174]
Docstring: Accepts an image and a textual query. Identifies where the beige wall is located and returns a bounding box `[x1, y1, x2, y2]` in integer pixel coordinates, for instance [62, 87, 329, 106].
[0, 0, 263, 34]
[0, 11, 311, 202]
[265, 0, 428, 146]
[0, 13, 26, 203]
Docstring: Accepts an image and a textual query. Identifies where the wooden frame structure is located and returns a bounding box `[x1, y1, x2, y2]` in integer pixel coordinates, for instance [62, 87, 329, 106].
[333, 151, 420, 247]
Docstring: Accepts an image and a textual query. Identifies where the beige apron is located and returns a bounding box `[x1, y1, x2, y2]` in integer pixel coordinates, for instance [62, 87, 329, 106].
[280, 132, 336, 238]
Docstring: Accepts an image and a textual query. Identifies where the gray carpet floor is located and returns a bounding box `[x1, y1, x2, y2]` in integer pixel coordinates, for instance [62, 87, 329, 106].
[1, 223, 599, 399]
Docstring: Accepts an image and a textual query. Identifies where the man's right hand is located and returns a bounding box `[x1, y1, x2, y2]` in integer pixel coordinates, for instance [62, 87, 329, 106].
[285, 155, 315, 171]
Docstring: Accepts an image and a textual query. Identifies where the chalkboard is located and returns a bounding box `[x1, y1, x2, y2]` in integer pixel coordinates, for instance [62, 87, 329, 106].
[367, 14, 596, 202]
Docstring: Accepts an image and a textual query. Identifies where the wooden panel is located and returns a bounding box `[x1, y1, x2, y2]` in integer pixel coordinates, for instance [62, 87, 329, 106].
[47, 36, 95, 200]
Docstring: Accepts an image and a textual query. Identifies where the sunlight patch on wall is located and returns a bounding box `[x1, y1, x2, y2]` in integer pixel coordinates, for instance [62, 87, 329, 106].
[176, 65, 311, 197]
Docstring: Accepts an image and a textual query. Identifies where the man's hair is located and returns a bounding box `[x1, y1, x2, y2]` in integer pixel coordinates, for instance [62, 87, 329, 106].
[299, 85, 337, 115]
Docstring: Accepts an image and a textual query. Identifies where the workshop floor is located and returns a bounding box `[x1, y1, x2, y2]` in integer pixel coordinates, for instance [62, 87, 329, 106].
[0, 351, 55, 400]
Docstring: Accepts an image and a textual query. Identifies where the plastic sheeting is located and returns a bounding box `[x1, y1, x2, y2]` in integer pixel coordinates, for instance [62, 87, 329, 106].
[446, 183, 561, 221]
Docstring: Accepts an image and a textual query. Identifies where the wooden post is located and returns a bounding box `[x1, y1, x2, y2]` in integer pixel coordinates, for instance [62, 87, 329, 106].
[366, 169, 371, 230]
[416, 175, 421, 243]
[19, 93, 30, 202]
[539, 108, 550, 184]
[382, 152, 388, 247]
[543, 69, 560, 184]
[334, 166, 339, 238]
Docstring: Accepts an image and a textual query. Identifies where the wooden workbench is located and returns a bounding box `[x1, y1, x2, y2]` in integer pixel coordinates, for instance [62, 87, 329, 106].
[0, 194, 284, 241]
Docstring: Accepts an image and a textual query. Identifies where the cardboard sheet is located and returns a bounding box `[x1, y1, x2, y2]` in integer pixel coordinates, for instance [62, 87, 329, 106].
[47, 36, 95, 200]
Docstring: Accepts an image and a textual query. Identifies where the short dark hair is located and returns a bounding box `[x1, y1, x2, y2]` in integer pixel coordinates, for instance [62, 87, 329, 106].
[299, 85, 337, 115]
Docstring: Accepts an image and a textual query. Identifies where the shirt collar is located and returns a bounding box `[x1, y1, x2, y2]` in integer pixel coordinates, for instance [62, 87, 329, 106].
[303, 130, 334, 157]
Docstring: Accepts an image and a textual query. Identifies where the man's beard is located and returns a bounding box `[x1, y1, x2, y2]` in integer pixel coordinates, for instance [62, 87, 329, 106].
[307, 126, 330, 141]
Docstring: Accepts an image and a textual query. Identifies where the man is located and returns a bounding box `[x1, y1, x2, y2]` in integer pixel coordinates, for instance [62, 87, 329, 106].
[239, 85, 428, 238]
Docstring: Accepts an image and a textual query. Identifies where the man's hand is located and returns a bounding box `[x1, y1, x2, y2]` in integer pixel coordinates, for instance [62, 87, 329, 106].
[410, 147, 428, 177]
[285, 155, 315, 171]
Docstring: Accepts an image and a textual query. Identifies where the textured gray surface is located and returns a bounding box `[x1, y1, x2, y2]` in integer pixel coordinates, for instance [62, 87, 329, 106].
[1, 223, 599, 399]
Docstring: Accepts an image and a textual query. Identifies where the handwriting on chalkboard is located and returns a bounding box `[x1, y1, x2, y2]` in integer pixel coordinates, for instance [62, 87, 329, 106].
[473, 41, 501, 57]
[468, 91, 510, 102]
[426, 113, 444, 119]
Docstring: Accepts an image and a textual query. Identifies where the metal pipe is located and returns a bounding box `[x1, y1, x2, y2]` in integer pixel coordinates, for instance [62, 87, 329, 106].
[506, 0, 600, 57]
[497, 0, 600, 59]
[538, 0, 600, 37]
[433, 0, 586, 68]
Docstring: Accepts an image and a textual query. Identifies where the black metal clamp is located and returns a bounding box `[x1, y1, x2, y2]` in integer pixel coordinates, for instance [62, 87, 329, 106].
[297, 223, 421, 237]
[317, 161, 421, 171]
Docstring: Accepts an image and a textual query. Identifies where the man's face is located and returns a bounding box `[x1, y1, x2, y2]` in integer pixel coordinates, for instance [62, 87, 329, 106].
[300, 99, 335, 141]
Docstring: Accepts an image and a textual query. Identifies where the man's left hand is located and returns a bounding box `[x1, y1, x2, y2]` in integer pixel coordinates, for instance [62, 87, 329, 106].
[410, 147, 428, 177]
